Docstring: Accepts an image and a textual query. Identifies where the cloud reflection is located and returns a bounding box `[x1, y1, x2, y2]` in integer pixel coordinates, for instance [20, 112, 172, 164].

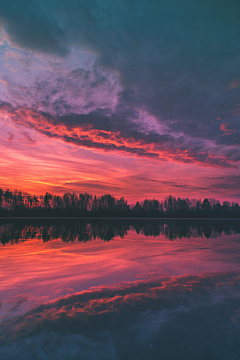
[1, 272, 240, 360]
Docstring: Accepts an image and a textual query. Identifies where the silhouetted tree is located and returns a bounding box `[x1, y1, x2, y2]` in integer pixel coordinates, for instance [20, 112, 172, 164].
[53, 195, 63, 210]
[133, 201, 142, 213]
[115, 197, 129, 212]
[4, 189, 13, 210]
[63, 193, 71, 209]
[32, 195, 39, 208]
[202, 198, 211, 212]
[44, 193, 52, 208]
[0, 188, 4, 208]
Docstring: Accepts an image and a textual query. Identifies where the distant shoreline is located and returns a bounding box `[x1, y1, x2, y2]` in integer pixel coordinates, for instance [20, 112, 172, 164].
[0, 217, 239, 220]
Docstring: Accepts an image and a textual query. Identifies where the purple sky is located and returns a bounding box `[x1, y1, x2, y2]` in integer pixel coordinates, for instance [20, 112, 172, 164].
[0, 0, 240, 201]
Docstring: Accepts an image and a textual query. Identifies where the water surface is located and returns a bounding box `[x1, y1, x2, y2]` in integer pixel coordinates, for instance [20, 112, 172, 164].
[0, 220, 240, 359]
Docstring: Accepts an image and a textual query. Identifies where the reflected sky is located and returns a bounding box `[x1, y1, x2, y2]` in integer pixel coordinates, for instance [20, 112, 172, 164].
[1, 221, 240, 321]
[0, 221, 240, 359]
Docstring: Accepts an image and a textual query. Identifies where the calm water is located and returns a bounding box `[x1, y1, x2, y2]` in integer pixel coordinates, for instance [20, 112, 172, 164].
[0, 219, 240, 360]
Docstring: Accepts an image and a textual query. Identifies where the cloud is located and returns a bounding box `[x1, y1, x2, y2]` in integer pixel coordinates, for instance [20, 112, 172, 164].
[21, 132, 36, 145]
[0, 0, 240, 174]
[228, 79, 240, 90]
[1, 102, 237, 168]
[0, 0, 68, 55]
[207, 175, 240, 191]
[7, 131, 13, 144]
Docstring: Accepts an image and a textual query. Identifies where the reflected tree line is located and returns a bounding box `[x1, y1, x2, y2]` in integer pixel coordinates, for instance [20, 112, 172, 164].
[0, 220, 240, 245]
[0, 188, 240, 218]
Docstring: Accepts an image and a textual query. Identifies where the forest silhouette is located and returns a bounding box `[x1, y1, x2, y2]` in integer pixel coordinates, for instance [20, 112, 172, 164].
[0, 188, 240, 218]
[1, 219, 240, 245]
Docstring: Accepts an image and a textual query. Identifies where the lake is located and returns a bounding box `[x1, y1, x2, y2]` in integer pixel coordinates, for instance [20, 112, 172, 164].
[0, 219, 240, 360]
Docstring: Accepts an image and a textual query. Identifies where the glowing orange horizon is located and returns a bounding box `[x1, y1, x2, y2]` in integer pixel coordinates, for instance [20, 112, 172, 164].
[1, 107, 240, 203]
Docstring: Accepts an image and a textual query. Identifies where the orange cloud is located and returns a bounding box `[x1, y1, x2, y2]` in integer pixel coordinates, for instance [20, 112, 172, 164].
[1, 103, 240, 202]
[220, 123, 237, 135]
[232, 104, 240, 117]
[228, 79, 240, 90]
[0, 79, 7, 86]
[2, 106, 235, 169]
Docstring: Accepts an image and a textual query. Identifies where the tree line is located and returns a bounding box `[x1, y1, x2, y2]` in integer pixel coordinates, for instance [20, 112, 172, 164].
[0, 188, 239, 217]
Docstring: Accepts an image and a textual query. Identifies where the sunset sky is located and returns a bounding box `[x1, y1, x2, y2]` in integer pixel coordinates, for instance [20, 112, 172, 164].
[0, 0, 240, 202]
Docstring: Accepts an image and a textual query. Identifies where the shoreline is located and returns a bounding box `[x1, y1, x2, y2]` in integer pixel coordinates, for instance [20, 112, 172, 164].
[0, 217, 239, 220]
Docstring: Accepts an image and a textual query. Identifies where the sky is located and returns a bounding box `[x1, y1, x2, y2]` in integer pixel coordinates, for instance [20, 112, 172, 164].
[0, 0, 240, 202]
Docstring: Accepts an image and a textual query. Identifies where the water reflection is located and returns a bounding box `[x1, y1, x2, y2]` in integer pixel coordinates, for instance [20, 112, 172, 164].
[1, 220, 240, 359]
[1, 271, 240, 360]
[1, 219, 240, 245]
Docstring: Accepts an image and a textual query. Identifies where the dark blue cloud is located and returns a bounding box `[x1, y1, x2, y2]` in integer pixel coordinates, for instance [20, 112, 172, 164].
[0, 0, 240, 164]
